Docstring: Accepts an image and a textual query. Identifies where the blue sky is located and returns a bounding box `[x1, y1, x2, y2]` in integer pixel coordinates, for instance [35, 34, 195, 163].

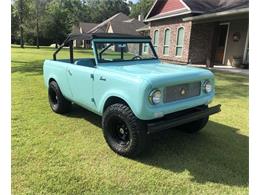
[131, 0, 140, 3]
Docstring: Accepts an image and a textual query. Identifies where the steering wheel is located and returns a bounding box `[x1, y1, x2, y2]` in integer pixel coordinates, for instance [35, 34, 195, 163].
[132, 55, 143, 60]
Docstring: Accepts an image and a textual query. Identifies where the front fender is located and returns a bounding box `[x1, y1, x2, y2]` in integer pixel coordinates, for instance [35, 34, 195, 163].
[97, 91, 139, 117]
[96, 80, 153, 119]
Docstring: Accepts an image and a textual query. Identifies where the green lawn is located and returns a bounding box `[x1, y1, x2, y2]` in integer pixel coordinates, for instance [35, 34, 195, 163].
[12, 45, 249, 194]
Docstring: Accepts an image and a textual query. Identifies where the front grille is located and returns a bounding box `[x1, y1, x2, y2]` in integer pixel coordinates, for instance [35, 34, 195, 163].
[163, 82, 201, 103]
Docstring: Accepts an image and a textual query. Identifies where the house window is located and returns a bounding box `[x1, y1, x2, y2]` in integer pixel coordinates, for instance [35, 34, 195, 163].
[143, 43, 149, 53]
[175, 27, 184, 57]
[163, 29, 171, 55]
[153, 30, 159, 52]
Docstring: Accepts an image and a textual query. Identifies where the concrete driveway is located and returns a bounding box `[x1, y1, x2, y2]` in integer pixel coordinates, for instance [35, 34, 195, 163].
[188, 65, 249, 75]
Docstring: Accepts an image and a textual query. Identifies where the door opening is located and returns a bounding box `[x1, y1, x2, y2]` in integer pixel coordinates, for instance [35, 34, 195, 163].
[214, 23, 229, 64]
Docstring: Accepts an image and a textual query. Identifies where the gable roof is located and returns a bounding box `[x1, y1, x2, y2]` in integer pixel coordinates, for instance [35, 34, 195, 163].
[183, 0, 249, 13]
[88, 12, 130, 33]
[72, 22, 98, 34]
[136, 24, 150, 32]
[109, 18, 145, 35]
[145, 8, 190, 22]
[72, 12, 146, 36]
[145, 0, 249, 22]
[183, 7, 248, 22]
[79, 22, 98, 33]
[145, 0, 190, 22]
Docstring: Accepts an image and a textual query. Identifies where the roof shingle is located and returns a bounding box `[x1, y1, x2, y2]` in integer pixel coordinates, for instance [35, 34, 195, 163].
[88, 12, 130, 33]
[145, 0, 249, 22]
[183, 0, 249, 13]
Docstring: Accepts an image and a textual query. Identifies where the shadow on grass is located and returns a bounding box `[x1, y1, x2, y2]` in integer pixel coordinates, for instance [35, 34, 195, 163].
[66, 104, 102, 128]
[11, 60, 43, 75]
[66, 104, 248, 187]
[138, 122, 248, 187]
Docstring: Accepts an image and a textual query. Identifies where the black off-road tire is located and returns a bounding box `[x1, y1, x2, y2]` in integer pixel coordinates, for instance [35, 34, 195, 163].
[102, 103, 149, 158]
[48, 81, 71, 114]
[177, 117, 209, 134]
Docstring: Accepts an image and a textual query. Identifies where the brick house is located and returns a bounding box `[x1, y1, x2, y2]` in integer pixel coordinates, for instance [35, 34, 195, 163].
[139, 0, 249, 67]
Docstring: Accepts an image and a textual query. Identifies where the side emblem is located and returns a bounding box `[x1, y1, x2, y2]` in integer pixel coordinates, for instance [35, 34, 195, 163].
[180, 88, 186, 96]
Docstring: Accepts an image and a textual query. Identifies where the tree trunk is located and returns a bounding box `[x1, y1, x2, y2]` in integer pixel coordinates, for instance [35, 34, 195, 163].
[19, 0, 24, 48]
[20, 25, 24, 48]
[36, 0, 40, 49]
[36, 23, 39, 49]
[36, 16, 39, 48]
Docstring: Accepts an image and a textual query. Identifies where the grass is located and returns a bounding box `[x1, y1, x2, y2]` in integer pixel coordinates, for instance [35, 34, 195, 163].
[12, 45, 248, 194]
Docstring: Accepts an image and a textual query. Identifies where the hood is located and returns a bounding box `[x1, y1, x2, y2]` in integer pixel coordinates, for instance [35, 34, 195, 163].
[98, 61, 214, 87]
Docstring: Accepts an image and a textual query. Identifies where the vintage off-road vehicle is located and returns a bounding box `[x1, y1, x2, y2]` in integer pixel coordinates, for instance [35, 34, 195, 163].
[43, 33, 221, 157]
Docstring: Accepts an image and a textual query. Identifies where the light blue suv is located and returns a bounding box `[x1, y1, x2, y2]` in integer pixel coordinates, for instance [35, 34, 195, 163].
[43, 33, 221, 157]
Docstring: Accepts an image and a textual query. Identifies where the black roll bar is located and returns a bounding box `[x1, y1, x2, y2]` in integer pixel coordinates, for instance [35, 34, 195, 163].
[53, 36, 69, 61]
[53, 35, 74, 63]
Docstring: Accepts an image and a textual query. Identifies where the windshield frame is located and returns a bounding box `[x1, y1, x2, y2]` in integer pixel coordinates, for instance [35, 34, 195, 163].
[93, 39, 158, 64]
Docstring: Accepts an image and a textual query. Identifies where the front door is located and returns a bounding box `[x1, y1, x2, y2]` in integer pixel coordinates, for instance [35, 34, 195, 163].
[214, 24, 229, 64]
[66, 64, 96, 111]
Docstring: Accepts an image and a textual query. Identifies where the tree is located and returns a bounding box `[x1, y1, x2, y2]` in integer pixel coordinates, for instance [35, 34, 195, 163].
[25, 0, 52, 48]
[11, 0, 132, 47]
[18, 0, 24, 48]
[86, 0, 130, 23]
[63, 0, 91, 24]
[42, 0, 71, 48]
[16, 0, 25, 48]
[12, 0, 32, 48]
[11, 5, 19, 40]
[35, 0, 41, 48]
[129, 0, 154, 19]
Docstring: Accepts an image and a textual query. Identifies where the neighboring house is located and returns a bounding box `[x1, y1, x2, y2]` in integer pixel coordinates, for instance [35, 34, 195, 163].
[88, 12, 130, 33]
[139, 0, 249, 67]
[107, 18, 145, 35]
[72, 22, 98, 48]
[73, 12, 145, 48]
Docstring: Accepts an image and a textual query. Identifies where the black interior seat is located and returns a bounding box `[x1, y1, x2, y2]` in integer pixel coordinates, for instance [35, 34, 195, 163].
[74, 59, 96, 67]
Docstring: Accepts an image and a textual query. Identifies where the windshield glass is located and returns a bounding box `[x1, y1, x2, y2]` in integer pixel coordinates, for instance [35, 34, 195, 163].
[94, 41, 157, 63]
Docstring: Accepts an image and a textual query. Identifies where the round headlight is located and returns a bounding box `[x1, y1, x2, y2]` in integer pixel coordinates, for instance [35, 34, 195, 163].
[203, 80, 212, 93]
[149, 89, 161, 105]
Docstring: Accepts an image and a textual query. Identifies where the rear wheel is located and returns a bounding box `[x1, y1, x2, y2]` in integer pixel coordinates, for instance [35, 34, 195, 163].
[102, 103, 149, 157]
[48, 81, 71, 114]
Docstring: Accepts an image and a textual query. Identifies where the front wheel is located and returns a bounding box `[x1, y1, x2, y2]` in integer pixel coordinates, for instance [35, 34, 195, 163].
[102, 103, 149, 157]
